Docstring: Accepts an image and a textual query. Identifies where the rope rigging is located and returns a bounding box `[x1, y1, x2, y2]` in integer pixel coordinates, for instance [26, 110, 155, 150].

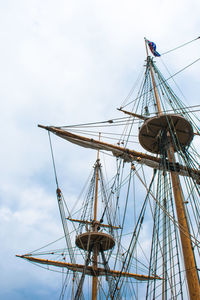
[17, 37, 200, 299]
[120, 55, 200, 110]
[161, 36, 200, 56]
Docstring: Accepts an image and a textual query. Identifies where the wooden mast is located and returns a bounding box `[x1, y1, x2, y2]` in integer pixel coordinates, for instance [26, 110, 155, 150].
[17, 41, 200, 298]
[167, 142, 200, 299]
[145, 39, 200, 299]
[92, 135, 100, 300]
[145, 38, 162, 115]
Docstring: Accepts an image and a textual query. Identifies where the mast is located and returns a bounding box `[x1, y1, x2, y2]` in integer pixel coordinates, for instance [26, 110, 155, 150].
[92, 140, 100, 300]
[145, 41, 200, 299]
[167, 142, 200, 299]
[17, 131, 162, 298]
[17, 40, 200, 299]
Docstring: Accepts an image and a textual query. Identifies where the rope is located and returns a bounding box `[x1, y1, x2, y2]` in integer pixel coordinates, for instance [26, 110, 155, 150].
[48, 131, 59, 188]
[167, 56, 200, 79]
[121, 55, 200, 109]
[161, 36, 200, 56]
[29, 235, 66, 254]
[112, 170, 157, 298]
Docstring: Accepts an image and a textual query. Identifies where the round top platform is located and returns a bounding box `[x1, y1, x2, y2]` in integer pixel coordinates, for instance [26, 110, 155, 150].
[75, 232, 115, 251]
[138, 114, 193, 154]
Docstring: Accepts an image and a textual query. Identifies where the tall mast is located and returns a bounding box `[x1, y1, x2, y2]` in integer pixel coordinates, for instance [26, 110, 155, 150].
[17, 41, 200, 298]
[94, 139, 100, 222]
[145, 40, 200, 299]
[92, 137, 100, 300]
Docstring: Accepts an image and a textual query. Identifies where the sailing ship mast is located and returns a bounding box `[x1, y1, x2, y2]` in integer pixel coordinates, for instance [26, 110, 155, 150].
[17, 135, 161, 299]
[142, 39, 200, 299]
[17, 39, 200, 299]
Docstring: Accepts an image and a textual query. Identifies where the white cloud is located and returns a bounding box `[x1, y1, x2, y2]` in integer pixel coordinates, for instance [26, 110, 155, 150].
[1, 0, 200, 298]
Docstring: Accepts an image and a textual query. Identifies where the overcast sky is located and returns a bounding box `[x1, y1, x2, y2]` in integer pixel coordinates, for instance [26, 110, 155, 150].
[0, 0, 200, 299]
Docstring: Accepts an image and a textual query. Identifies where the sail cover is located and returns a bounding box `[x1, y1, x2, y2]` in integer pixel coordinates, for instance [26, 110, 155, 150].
[38, 124, 160, 164]
[38, 125, 200, 182]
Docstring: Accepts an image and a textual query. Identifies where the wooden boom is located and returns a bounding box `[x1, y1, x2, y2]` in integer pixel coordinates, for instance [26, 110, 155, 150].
[16, 255, 162, 281]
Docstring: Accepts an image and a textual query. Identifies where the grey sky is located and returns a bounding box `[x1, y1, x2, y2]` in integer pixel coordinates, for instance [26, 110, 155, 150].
[0, 0, 200, 299]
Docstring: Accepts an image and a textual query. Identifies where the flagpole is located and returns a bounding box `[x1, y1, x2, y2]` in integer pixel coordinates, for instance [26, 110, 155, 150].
[144, 37, 149, 57]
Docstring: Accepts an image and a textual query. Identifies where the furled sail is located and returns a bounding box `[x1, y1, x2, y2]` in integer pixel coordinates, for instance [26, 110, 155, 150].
[38, 125, 200, 182]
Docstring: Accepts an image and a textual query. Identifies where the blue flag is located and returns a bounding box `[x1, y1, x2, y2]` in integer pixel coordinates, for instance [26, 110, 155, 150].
[147, 40, 161, 57]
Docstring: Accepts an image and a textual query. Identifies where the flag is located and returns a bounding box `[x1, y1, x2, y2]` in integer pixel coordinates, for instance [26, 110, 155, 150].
[147, 40, 161, 57]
